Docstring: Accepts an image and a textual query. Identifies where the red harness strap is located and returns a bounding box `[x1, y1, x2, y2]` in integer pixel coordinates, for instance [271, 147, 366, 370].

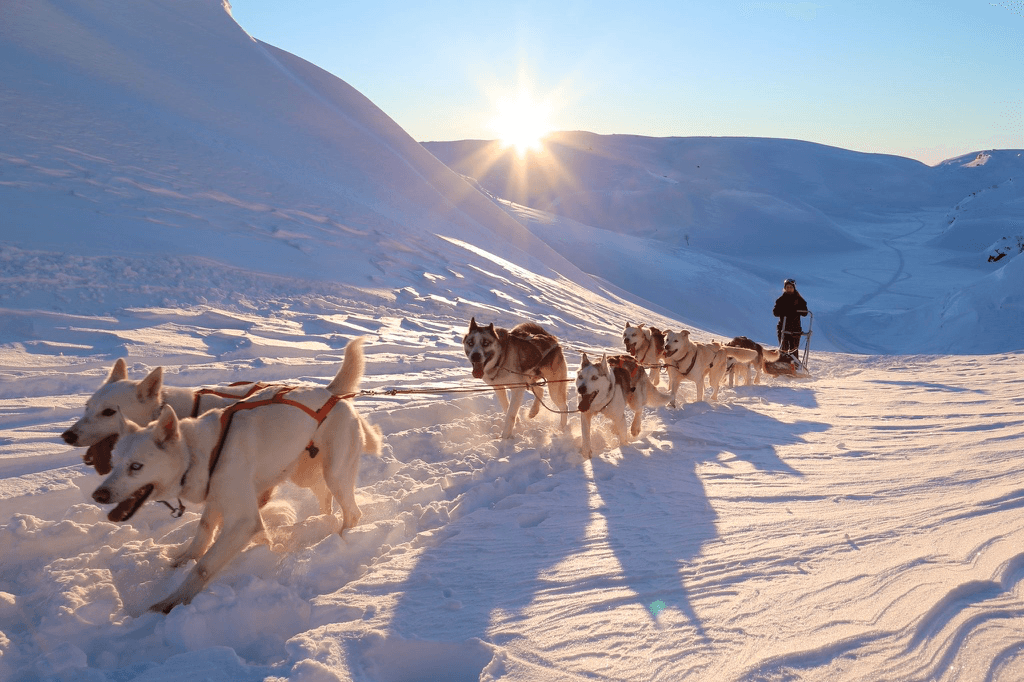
[606, 355, 642, 383]
[190, 381, 273, 417]
[205, 388, 354, 493]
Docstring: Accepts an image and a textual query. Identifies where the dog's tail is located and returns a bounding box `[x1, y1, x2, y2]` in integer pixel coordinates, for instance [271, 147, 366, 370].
[327, 336, 368, 396]
[643, 375, 673, 408]
[360, 418, 383, 456]
[327, 336, 383, 456]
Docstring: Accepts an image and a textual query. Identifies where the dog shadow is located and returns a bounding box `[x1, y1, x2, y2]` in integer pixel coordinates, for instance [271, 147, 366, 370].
[585, 401, 829, 643]
[585, 441, 717, 640]
[371, 427, 590, 679]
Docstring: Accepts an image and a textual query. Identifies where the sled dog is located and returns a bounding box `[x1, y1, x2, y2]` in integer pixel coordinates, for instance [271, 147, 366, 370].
[723, 337, 764, 386]
[622, 322, 663, 386]
[576, 353, 670, 459]
[463, 317, 569, 439]
[63, 361, 276, 473]
[90, 338, 382, 613]
[62, 360, 334, 513]
[662, 329, 728, 407]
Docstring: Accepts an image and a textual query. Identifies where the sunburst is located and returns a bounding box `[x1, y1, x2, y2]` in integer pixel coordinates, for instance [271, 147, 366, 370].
[490, 89, 551, 157]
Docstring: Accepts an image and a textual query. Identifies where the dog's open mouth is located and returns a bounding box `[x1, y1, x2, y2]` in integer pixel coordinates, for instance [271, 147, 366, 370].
[578, 390, 596, 412]
[108, 484, 154, 522]
[84, 434, 119, 475]
[471, 361, 485, 379]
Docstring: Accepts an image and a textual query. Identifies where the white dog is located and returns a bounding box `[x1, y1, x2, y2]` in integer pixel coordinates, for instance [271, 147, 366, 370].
[91, 338, 381, 613]
[63, 360, 275, 472]
[575, 353, 670, 459]
[662, 330, 728, 407]
[622, 322, 663, 386]
[62, 360, 334, 513]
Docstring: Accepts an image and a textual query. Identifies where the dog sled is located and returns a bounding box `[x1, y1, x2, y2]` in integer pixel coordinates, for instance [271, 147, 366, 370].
[764, 312, 813, 378]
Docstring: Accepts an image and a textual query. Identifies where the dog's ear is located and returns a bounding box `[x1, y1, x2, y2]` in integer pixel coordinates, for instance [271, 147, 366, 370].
[624, 322, 632, 330]
[105, 358, 128, 384]
[468, 317, 478, 332]
[486, 322, 495, 334]
[116, 412, 139, 437]
[153, 404, 180, 449]
[136, 367, 163, 403]
[580, 352, 591, 368]
[599, 354, 609, 372]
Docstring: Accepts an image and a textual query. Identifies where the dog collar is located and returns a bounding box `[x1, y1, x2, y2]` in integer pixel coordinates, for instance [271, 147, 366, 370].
[672, 349, 698, 375]
[591, 387, 616, 415]
[158, 498, 185, 518]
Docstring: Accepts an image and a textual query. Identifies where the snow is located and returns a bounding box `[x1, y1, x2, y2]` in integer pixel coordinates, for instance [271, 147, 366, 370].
[1, 1, 1023, 680]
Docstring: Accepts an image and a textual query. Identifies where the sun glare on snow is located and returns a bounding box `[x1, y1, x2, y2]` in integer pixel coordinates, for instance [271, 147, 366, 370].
[491, 90, 551, 157]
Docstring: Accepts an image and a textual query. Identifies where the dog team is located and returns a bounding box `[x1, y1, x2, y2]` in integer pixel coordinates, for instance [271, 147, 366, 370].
[61, 318, 783, 612]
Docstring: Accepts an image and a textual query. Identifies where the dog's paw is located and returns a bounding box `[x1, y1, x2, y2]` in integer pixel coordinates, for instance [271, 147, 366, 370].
[581, 448, 593, 460]
[168, 547, 194, 568]
[630, 424, 641, 437]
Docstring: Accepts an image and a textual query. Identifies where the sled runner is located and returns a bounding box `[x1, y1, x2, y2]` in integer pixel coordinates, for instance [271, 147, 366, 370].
[765, 312, 813, 377]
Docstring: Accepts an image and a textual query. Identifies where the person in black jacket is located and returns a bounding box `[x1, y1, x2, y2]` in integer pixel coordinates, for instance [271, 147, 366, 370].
[773, 278, 808, 353]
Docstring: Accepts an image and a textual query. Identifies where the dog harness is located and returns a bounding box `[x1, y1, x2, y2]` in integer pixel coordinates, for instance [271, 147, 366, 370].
[487, 330, 560, 382]
[203, 387, 353, 496]
[190, 381, 273, 417]
[160, 387, 354, 518]
[606, 355, 642, 385]
[670, 349, 699, 376]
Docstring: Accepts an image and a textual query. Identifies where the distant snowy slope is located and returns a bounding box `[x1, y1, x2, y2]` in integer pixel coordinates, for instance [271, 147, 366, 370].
[424, 134, 933, 255]
[425, 135, 1024, 256]
[930, 152, 1024, 253]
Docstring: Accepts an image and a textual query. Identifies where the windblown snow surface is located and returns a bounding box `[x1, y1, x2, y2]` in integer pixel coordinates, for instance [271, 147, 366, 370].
[2, 1, 1024, 681]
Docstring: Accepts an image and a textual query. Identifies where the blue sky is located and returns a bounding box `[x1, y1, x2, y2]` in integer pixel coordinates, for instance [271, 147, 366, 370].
[229, 1, 1023, 165]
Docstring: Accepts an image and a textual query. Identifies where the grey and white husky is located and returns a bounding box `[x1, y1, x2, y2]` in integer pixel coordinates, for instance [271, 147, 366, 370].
[463, 317, 569, 439]
[575, 353, 670, 459]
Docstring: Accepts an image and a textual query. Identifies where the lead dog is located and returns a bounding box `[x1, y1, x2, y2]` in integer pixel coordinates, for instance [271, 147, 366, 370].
[662, 329, 728, 406]
[622, 322, 663, 386]
[62, 360, 333, 513]
[91, 338, 381, 613]
[463, 317, 569, 439]
[576, 353, 670, 459]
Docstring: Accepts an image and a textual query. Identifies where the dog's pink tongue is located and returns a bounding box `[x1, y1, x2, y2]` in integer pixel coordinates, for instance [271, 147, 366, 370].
[108, 499, 136, 523]
[472, 363, 485, 379]
[84, 434, 119, 475]
[578, 391, 595, 412]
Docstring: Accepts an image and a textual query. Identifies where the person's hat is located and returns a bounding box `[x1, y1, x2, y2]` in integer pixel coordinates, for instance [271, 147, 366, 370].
[784, 278, 796, 286]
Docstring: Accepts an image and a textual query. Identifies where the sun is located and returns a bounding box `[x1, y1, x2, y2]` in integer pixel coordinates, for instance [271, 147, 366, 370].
[490, 90, 551, 157]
